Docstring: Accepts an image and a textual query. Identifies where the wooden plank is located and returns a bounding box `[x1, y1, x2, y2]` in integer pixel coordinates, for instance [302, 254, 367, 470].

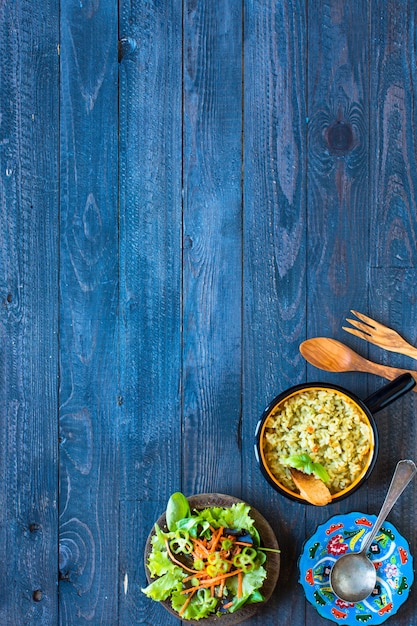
[370, 0, 417, 270]
[367, 18, 417, 625]
[305, 5, 371, 622]
[366, 287, 417, 625]
[243, 1, 308, 623]
[118, 0, 182, 622]
[119, 500, 178, 625]
[306, 0, 370, 385]
[58, 1, 119, 622]
[0, 1, 59, 623]
[182, 1, 243, 496]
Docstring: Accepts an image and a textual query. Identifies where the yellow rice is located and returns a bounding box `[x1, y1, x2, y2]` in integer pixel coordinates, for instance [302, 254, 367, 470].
[262, 388, 373, 494]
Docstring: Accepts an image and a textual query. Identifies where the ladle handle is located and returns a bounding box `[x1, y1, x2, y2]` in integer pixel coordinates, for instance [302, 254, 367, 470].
[361, 459, 417, 555]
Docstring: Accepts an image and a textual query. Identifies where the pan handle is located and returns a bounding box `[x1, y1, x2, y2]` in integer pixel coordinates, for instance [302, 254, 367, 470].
[364, 373, 415, 414]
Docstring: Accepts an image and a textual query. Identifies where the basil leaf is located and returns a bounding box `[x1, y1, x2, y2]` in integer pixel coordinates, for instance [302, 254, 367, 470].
[284, 453, 329, 482]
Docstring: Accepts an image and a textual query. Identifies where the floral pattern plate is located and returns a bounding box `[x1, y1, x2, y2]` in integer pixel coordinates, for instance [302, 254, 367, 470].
[299, 512, 413, 625]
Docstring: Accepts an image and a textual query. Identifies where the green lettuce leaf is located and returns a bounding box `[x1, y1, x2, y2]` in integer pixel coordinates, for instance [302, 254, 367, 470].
[175, 515, 211, 537]
[227, 565, 267, 598]
[198, 502, 258, 537]
[141, 569, 185, 601]
[147, 547, 176, 578]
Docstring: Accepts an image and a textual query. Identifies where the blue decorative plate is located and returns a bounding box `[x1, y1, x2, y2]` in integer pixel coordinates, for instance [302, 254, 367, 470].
[299, 512, 413, 625]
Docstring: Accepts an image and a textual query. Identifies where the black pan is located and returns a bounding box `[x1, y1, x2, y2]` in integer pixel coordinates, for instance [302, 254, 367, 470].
[255, 374, 415, 504]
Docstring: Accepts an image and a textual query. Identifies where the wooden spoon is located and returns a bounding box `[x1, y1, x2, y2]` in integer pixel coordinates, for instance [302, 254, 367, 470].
[290, 469, 332, 506]
[300, 337, 417, 389]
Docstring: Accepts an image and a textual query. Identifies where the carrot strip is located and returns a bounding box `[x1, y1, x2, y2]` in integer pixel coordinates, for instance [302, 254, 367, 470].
[237, 571, 243, 599]
[182, 571, 207, 582]
[179, 589, 197, 617]
[209, 526, 224, 552]
[199, 569, 243, 587]
[193, 538, 210, 556]
[234, 541, 253, 546]
[164, 540, 199, 574]
[181, 568, 244, 594]
[222, 601, 233, 610]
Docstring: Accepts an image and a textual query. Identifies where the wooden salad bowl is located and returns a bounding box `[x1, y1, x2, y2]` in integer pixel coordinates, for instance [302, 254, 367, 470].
[144, 493, 280, 625]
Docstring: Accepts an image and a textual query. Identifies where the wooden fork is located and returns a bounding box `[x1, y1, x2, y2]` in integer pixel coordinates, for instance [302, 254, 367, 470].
[343, 310, 417, 359]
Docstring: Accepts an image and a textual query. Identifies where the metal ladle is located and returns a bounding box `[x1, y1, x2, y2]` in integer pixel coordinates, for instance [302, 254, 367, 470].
[330, 459, 417, 603]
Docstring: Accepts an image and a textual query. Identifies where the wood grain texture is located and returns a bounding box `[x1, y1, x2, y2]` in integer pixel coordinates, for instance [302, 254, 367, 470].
[366, 269, 417, 624]
[1, 1, 417, 624]
[371, 1, 417, 269]
[58, 1, 119, 622]
[306, 0, 370, 362]
[243, 1, 307, 624]
[118, 0, 183, 622]
[0, 1, 59, 623]
[120, 500, 179, 625]
[305, 7, 372, 622]
[182, 0, 243, 496]
[118, 0, 182, 501]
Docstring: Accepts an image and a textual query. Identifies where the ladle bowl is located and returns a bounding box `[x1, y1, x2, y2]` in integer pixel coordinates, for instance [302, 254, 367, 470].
[330, 459, 417, 603]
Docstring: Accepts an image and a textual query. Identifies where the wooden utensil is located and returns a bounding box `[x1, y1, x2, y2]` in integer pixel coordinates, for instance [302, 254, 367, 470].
[290, 469, 332, 506]
[343, 310, 417, 359]
[299, 337, 417, 388]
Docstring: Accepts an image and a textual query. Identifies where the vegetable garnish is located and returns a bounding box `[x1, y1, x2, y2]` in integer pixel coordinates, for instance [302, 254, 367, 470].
[142, 493, 280, 620]
[284, 453, 330, 483]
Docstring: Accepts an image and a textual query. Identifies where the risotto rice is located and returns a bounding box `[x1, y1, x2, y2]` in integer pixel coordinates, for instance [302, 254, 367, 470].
[262, 388, 373, 495]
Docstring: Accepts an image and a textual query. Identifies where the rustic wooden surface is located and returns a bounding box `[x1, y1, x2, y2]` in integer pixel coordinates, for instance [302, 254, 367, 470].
[1, 1, 417, 624]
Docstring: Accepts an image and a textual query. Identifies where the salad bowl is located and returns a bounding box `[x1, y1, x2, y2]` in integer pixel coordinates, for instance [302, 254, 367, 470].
[143, 493, 280, 624]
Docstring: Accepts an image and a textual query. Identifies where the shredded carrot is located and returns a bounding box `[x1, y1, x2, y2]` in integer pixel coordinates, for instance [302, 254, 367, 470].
[179, 588, 197, 617]
[193, 538, 210, 556]
[181, 568, 244, 594]
[209, 526, 224, 552]
[234, 541, 253, 547]
[237, 571, 243, 599]
[199, 569, 243, 587]
[223, 601, 233, 610]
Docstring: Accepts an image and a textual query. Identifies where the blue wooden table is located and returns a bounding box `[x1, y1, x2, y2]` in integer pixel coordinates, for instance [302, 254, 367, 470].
[1, 1, 417, 624]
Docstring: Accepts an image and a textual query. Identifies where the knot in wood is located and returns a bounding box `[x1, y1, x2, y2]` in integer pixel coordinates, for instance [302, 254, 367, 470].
[29, 523, 41, 533]
[118, 37, 137, 62]
[326, 120, 354, 155]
